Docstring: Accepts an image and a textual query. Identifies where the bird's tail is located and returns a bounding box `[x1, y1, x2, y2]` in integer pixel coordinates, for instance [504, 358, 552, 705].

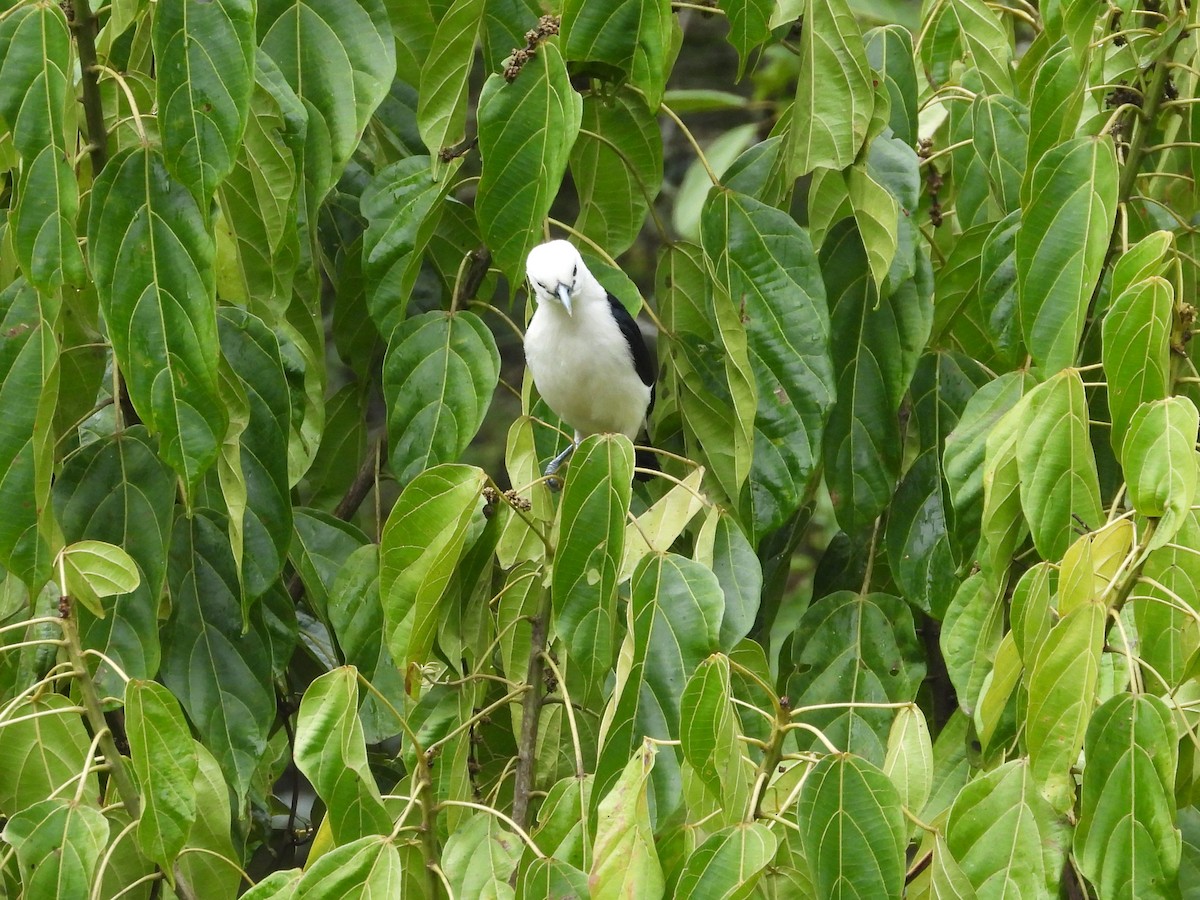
[634, 445, 661, 482]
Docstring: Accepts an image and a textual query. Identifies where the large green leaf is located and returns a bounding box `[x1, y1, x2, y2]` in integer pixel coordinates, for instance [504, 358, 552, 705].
[126, 679, 198, 873]
[918, 0, 1012, 93]
[590, 742, 666, 899]
[54, 428, 175, 697]
[87, 147, 227, 496]
[680, 654, 752, 819]
[257, 0, 396, 198]
[865, 25, 918, 146]
[1023, 40, 1084, 195]
[553, 434, 633, 705]
[1026, 601, 1104, 810]
[561, 0, 673, 108]
[154, 0, 255, 202]
[1015, 370, 1104, 560]
[595, 552, 724, 817]
[418, 0, 484, 168]
[699, 189, 834, 536]
[717, 0, 772, 79]
[675, 822, 777, 898]
[293, 834, 404, 897]
[977, 210, 1024, 369]
[382, 310, 500, 485]
[1103, 277, 1173, 456]
[0, 4, 84, 289]
[441, 813, 523, 897]
[1016, 136, 1118, 373]
[0, 694, 97, 817]
[785, 592, 925, 764]
[971, 94, 1027, 213]
[59, 541, 141, 618]
[161, 510, 275, 805]
[944, 760, 1068, 899]
[1121, 397, 1200, 552]
[798, 754, 906, 900]
[214, 50, 306, 318]
[821, 220, 930, 534]
[940, 572, 1004, 715]
[174, 743, 243, 898]
[1075, 693, 1180, 900]
[571, 90, 663, 255]
[476, 40, 582, 284]
[1135, 512, 1200, 687]
[790, 0, 873, 176]
[294, 667, 392, 845]
[883, 703, 933, 814]
[1, 797, 109, 900]
[380, 464, 486, 682]
[0, 279, 56, 590]
[218, 308, 293, 601]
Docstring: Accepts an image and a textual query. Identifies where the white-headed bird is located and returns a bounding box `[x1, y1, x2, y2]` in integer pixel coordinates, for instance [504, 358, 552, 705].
[523, 239, 659, 484]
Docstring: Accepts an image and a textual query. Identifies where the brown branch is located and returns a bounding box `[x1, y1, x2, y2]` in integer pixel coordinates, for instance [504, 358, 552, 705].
[65, 0, 108, 174]
[510, 584, 551, 832]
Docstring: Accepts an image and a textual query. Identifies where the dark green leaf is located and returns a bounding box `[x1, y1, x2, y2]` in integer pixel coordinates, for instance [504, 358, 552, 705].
[941, 571, 1003, 714]
[561, 0, 673, 107]
[971, 94, 1027, 213]
[865, 25, 918, 146]
[383, 310, 500, 485]
[476, 40, 582, 284]
[153, 0, 255, 201]
[87, 148, 228, 495]
[1024, 40, 1084, 194]
[419, 0, 484, 166]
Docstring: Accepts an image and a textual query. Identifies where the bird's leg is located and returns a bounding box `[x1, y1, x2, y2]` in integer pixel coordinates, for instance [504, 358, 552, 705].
[543, 439, 579, 491]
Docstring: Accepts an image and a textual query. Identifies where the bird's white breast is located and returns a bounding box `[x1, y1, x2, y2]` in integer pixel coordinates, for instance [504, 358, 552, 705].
[524, 298, 651, 440]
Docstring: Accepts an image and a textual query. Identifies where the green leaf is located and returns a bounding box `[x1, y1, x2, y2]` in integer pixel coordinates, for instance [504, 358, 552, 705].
[419, 0, 484, 167]
[571, 90, 663, 255]
[1111, 230, 1173, 300]
[918, 0, 1013, 93]
[717, 0, 771, 79]
[174, 742, 242, 899]
[680, 654, 752, 820]
[0, 694, 97, 817]
[294, 834, 404, 897]
[596, 552, 724, 814]
[1075, 693, 1180, 900]
[971, 94, 1027, 213]
[1010, 561, 1054, 666]
[977, 210, 1024, 369]
[126, 680, 198, 873]
[1122, 397, 1200, 551]
[87, 147, 228, 496]
[945, 760, 1069, 898]
[153, 0, 255, 202]
[821, 220, 930, 534]
[0, 279, 56, 590]
[785, 592, 925, 764]
[1015, 370, 1104, 560]
[360, 155, 453, 339]
[675, 822, 777, 898]
[798, 754, 906, 900]
[476, 40, 582, 284]
[790, 0, 874, 176]
[591, 742, 666, 899]
[54, 428, 175, 696]
[442, 813, 523, 897]
[1103, 277, 1173, 455]
[1026, 601, 1104, 810]
[290, 508, 369, 623]
[695, 509, 762, 649]
[844, 162, 899, 295]
[553, 434, 633, 705]
[1135, 512, 1200, 686]
[1024, 40, 1085, 195]
[865, 25, 918, 146]
[941, 572, 1004, 714]
[883, 704, 933, 814]
[1016, 136, 1118, 373]
[517, 858, 591, 899]
[0, 4, 84, 289]
[294, 667, 392, 845]
[380, 464, 486, 682]
[59, 540, 141, 619]
[218, 307, 293, 601]
[561, 0, 672, 108]
[699, 189, 834, 536]
[161, 511, 275, 805]
[621, 467, 707, 581]
[1, 798, 109, 900]
[383, 311, 500, 485]
[257, 0, 396, 198]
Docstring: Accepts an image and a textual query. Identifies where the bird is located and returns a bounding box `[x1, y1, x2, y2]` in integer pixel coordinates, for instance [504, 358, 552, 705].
[523, 239, 660, 486]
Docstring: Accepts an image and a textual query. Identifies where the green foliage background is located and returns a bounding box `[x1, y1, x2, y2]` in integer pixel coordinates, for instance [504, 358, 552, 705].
[1, 0, 1200, 896]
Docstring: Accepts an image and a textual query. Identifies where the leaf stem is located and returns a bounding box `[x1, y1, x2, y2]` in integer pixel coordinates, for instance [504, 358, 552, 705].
[658, 100, 722, 187]
[746, 699, 790, 821]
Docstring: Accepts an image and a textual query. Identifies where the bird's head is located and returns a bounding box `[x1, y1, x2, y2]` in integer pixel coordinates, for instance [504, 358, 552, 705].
[526, 240, 589, 317]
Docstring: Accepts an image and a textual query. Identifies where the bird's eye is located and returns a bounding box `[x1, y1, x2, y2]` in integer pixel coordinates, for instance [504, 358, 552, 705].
[537, 281, 550, 291]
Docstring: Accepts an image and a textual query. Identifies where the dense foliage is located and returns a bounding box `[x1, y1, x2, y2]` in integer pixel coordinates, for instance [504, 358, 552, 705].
[1, 0, 1200, 896]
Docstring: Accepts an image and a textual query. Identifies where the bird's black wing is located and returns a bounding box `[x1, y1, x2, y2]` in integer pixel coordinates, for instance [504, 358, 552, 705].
[606, 292, 657, 414]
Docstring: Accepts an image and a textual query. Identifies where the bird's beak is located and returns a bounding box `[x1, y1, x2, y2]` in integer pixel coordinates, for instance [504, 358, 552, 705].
[557, 284, 573, 316]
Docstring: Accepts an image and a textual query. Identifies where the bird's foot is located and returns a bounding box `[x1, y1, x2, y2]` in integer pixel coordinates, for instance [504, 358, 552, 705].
[543, 443, 578, 492]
